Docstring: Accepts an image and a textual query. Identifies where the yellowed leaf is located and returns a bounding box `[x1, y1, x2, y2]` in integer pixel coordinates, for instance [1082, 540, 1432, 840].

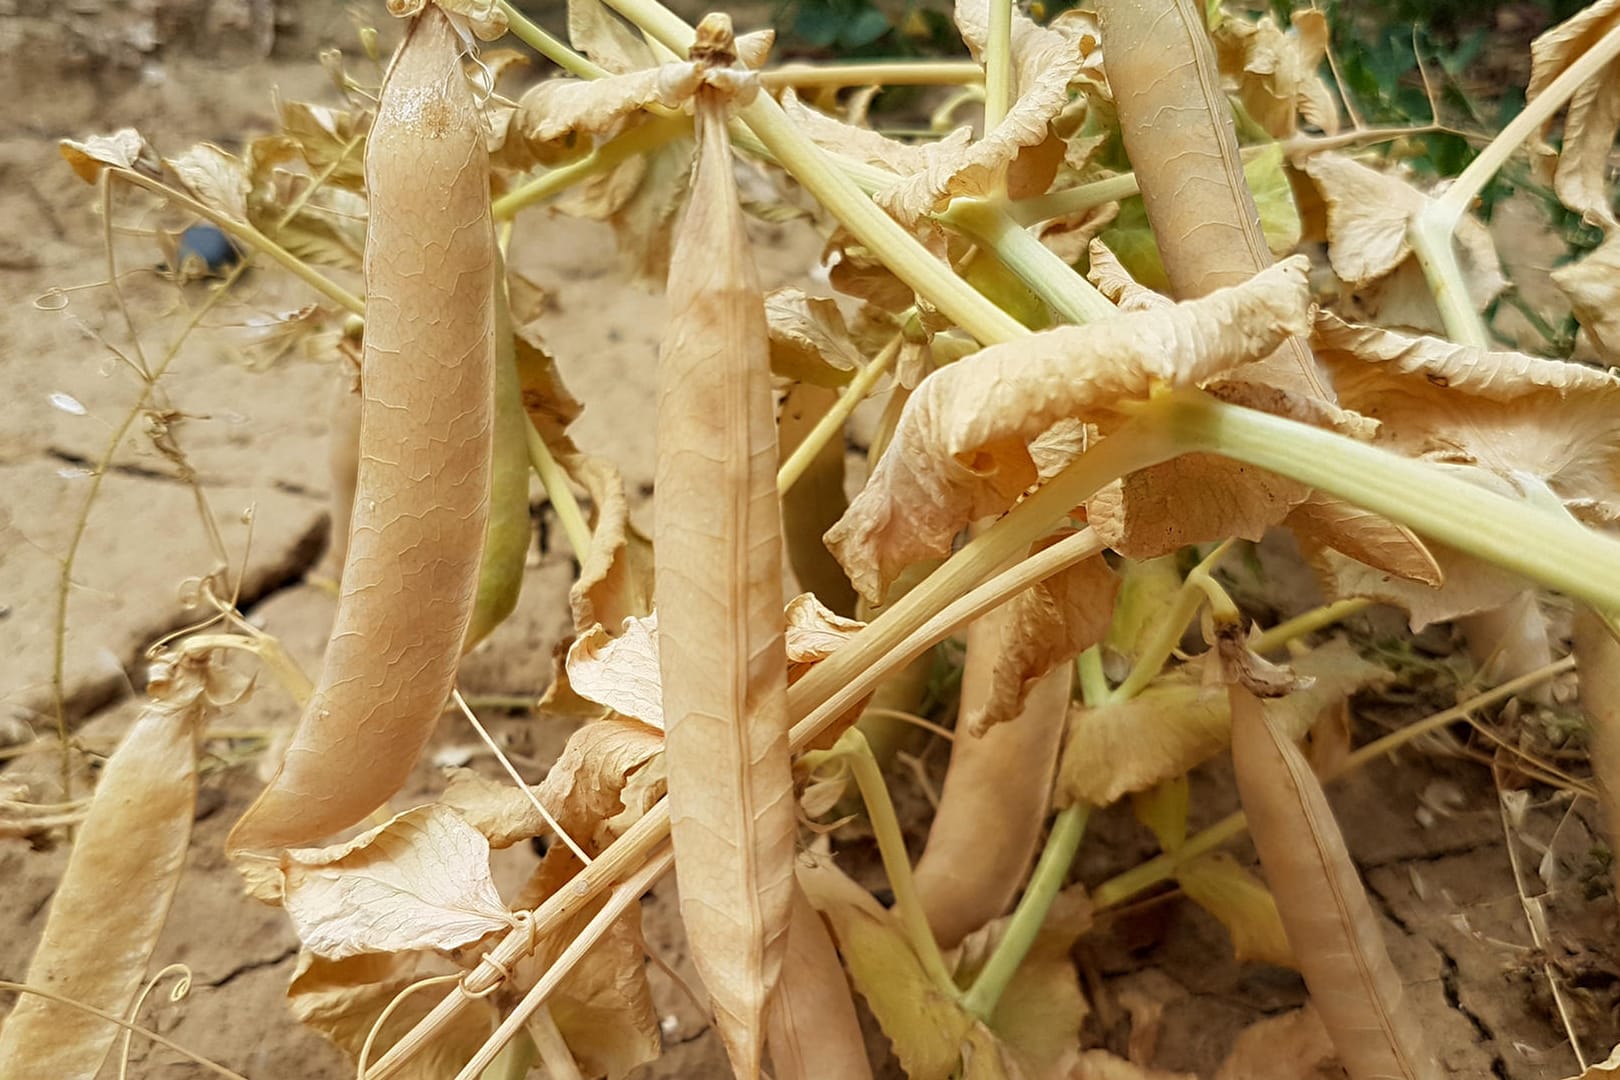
[280, 804, 512, 960]
[167, 142, 251, 220]
[1176, 852, 1295, 968]
[569, 0, 655, 72]
[529, 900, 661, 1078]
[1553, 233, 1620, 362]
[0, 651, 214, 1079]
[565, 453, 656, 634]
[1212, 7, 1339, 138]
[827, 258, 1312, 603]
[1230, 685, 1441, 1080]
[654, 25, 794, 1074]
[766, 287, 864, 387]
[569, 613, 666, 728]
[59, 128, 159, 183]
[767, 886, 875, 1080]
[1214, 1005, 1339, 1080]
[968, 539, 1117, 734]
[780, 89, 970, 179]
[287, 950, 498, 1080]
[1285, 492, 1442, 588]
[1060, 639, 1389, 807]
[278, 100, 368, 190]
[519, 65, 703, 145]
[1527, 0, 1620, 230]
[784, 591, 867, 667]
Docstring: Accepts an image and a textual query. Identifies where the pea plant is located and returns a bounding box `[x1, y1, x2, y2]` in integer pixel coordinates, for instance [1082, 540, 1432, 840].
[8, 0, 1620, 1076]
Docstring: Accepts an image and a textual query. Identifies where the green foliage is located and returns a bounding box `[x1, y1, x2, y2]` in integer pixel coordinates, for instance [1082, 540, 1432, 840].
[773, 0, 962, 58]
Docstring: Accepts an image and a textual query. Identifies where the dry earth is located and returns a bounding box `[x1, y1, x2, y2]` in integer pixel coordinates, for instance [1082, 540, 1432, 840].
[1, 2, 1617, 1077]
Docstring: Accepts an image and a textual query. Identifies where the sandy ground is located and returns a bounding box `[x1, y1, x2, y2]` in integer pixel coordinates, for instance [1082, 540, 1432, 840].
[2, 2, 1619, 1078]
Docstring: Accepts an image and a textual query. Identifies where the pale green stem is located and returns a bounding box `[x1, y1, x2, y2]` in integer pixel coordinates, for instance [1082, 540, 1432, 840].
[1089, 656, 1574, 909]
[112, 168, 364, 315]
[523, 421, 593, 562]
[777, 335, 901, 493]
[1250, 598, 1373, 654]
[761, 61, 985, 89]
[942, 198, 1116, 324]
[598, 0, 1026, 344]
[1165, 390, 1620, 614]
[1007, 172, 1146, 227]
[1076, 646, 1109, 706]
[492, 113, 690, 220]
[842, 728, 958, 994]
[961, 804, 1090, 1019]
[1410, 21, 1620, 347]
[983, 0, 1014, 133]
[497, 0, 610, 79]
[1106, 540, 1236, 704]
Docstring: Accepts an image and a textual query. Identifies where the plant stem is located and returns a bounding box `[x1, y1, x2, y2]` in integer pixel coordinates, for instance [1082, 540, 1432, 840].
[942, 198, 1116, 323]
[1250, 598, 1372, 654]
[1076, 646, 1109, 705]
[111, 169, 364, 315]
[1089, 656, 1575, 909]
[961, 804, 1089, 1019]
[598, 0, 1027, 344]
[1106, 540, 1235, 703]
[983, 0, 1014, 133]
[761, 61, 984, 89]
[778, 335, 900, 493]
[492, 114, 690, 220]
[1165, 390, 1620, 615]
[1410, 21, 1620, 347]
[842, 729, 958, 994]
[523, 421, 592, 562]
[1007, 172, 1146, 226]
[497, 0, 610, 79]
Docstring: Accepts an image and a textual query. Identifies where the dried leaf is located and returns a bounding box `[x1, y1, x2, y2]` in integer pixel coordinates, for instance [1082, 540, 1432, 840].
[1565, 1045, 1620, 1078]
[915, 604, 1073, 947]
[655, 30, 795, 1073]
[566, 453, 655, 633]
[278, 100, 369, 191]
[59, 128, 160, 183]
[569, 0, 656, 73]
[780, 384, 859, 615]
[1230, 686, 1441, 1080]
[767, 288, 865, 387]
[1302, 153, 1507, 321]
[1060, 639, 1388, 807]
[167, 141, 251, 220]
[569, 613, 666, 727]
[1176, 852, 1295, 968]
[287, 950, 498, 1080]
[968, 540, 1117, 734]
[1214, 1005, 1339, 1080]
[767, 886, 875, 1080]
[1072, 1050, 1197, 1079]
[1284, 493, 1442, 587]
[280, 804, 512, 960]
[1574, 609, 1620, 900]
[229, 9, 495, 850]
[1212, 8, 1339, 138]
[827, 258, 1312, 602]
[784, 592, 866, 668]
[0, 652, 210, 1079]
[1527, 0, 1620, 230]
[518, 65, 702, 144]
[781, 89, 970, 179]
[528, 898, 661, 1079]
[1552, 233, 1620, 362]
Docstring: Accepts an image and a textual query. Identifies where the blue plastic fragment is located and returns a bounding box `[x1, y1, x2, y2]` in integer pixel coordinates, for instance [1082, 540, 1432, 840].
[175, 223, 241, 275]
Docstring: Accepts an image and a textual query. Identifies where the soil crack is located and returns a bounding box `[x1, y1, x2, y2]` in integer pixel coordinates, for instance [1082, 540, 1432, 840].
[206, 944, 299, 990]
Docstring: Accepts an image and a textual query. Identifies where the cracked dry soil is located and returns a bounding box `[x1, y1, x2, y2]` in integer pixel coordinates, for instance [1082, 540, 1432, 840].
[3, 4, 1620, 1078]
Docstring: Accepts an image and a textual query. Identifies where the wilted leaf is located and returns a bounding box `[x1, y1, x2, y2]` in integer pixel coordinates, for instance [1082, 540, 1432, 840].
[1285, 493, 1442, 587]
[767, 886, 875, 1080]
[168, 142, 251, 220]
[780, 383, 859, 615]
[570, 0, 656, 72]
[1565, 1046, 1620, 1078]
[566, 454, 656, 633]
[1212, 7, 1338, 137]
[1215, 1005, 1339, 1080]
[1176, 852, 1295, 968]
[280, 804, 512, 960]
[519, 65, 703, 145]
[1230, 686, 1441, 1080]
[1527, 0, 1620, 230]
[827, 258, 1312, 602]
[784, 592, 866, 669]
[1059, 638, 1389, 806]
[1552, 233, 1620, 362]
[0, 651, 212, 1079]
[968, 538, 1117, 734]
[287, 950, 498, 1080]
[767, 287, 865, 387]
[278, 100, 368, 190]
[59, 128, 160, 183]
[569, 613, 666, 727]
[781, 89, 970, 179]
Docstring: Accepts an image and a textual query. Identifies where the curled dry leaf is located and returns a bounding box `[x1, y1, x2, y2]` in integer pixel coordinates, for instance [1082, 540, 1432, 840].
[967, 535, 1117, 735]
[570, 0, 656, 73]
[280, 804, 512, 960]
[519, 64, 704, 145]
[288, 950, 498, 1080]
[914, 602, 1073, 948]
[767, 287, 864, 387]
[1060, 638, 1388, 807]
[59, 127, 161, 182]
[569, 613, 666, 728]
[229, 7, 495, 851]
[1214, 1005, 1339, 1080]
[827, 257, 1312, 603]
[1301, 153, 1507, 330]
[1551, 233, 1620, 362]
[1211, 7, 1338, 138]
[766, 887, 875, 1080]
[562, 453, 655, 633]
[1527, 0, 1620, 230]
[653, 21, 794, 1073]
[0, 650, 220, 1079]
[1229, 685, 1441, 1080]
